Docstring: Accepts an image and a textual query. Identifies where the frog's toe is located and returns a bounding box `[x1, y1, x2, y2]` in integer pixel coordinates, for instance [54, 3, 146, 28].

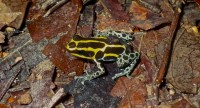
[74, 76, 83, 80]
[80, 80, 85, 85]
[126, 74, 132, 79]
[74, 76, 86, 85]
[112, 76, 117, 80]
[112, 73, 122, 80]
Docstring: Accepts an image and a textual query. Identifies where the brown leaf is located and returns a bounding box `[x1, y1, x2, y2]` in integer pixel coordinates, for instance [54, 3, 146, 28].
[40, 0, 84, 75]
[17, 92, 32, 105]
[129, 1, 148, 20]
[160, 0, 174, 21]
[192, 76, 200, 84]
[194, 0, 200, 6]
[133, 27, 170, 84]
[0, 31, 5, 43]
[129, 1, 169, 30]
[0, 1, 19, 27]
[26, 1, 44, 20]
[43, 43, 84, 75]
[96, 14, 133, 32]
[111, 77, 147, 107]
[76, 5, 95, 37]
[140, 56, 159, 84]
[100, 0, 129, 21]
[171, 98, 194, 108]
[0, 23, 5, 29]
[1, 0, 29, 29]
[7, 96, 15, 103]
[0, 12, 22, 25]
[167, 28, 200, 94]
[27, 2, 76, 43]
[0, 103, 10, 108]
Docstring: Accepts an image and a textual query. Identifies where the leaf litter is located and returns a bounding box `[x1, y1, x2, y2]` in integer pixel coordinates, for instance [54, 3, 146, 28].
[0, 0, 200, 108]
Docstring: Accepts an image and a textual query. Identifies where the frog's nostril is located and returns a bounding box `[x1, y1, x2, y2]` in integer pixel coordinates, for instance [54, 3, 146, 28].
[68, 42, 76, 48]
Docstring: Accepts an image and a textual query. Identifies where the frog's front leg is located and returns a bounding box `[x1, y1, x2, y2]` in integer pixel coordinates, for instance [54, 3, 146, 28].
[112, 52, 140, 80]
[75, 60, 105, 84]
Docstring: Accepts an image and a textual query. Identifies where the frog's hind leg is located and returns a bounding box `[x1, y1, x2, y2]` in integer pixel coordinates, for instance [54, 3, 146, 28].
[95, 30, 133, 41]
[75, 60, 105, 84]
[112, 52, 140, 80]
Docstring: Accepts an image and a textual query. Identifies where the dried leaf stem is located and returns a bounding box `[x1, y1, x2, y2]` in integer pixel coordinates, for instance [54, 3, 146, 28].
[155, 6, 182, 86]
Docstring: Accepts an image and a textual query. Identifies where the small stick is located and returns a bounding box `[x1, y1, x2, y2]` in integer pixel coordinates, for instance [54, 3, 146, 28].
[155, 6, 182, 86]
[0, 68, 21, 100]
[42, 0, 69, 17]
[137, 0, 161, 14]
[45, 88, 66, 108]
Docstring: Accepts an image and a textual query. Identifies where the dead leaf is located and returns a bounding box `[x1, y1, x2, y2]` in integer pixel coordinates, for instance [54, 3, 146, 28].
[0, 23, 5, 29]
[129, 1, 148, 20]
[76, 5, 95, 37]
[96, 14, 133, 32]
[129, 1, 170, 30]
[17, 92, 32, 105]
[42, 43, 84, 75]
[171, 98, 194, 108]
[31, 60, 54, 80]
[0, 103, 10, 108]
[0, 31, 5, 43]
[194, 0, 200, 6]
[100, 0, 129, 21]
[26, 60, 55, 107]
[160, 0, 174, 21]
[28, 0, 84, 75]
[111, 77, 147, 107]
[0, 0, 29, 29]
[0, 1, 13, 27]
[7, 95, 15, 103]
[167, 28, 200, 94]
[0, 12, 22, 25]
[133, 26, 170, 84]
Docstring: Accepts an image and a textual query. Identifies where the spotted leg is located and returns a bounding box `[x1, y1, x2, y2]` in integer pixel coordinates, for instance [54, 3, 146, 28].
[95, 30, 133, 41]
[75, 60, 105, 84]
[112, 52, 140, 80]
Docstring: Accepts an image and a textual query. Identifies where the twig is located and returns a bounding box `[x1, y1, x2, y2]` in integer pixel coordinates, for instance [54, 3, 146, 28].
[44, 88, 66, 108]
[42, 0, 70, 17]
[155, 5, 182, 86]
[0, 68, 21, 100]
[136, 0, 161, 14]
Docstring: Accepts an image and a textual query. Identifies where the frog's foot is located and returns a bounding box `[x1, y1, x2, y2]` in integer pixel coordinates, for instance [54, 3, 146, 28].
[75, 60, 105, 85]
[74, 75, 92, 85]
[112, 70, 132, 80]
[113, 52, 140, 80]
[74, 71, 95, 85]
[75, 69, 105, 85]
[112, 72, 124, 80]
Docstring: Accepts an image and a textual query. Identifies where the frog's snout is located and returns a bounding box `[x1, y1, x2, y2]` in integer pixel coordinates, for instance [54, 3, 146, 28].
[66, 41, 76, 51]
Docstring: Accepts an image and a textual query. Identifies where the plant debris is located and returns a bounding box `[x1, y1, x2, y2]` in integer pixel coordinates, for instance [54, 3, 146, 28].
[0, 0, 200, 107]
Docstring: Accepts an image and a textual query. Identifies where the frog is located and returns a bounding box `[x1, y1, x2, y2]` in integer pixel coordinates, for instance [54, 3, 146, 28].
[66, 30, 140, 84]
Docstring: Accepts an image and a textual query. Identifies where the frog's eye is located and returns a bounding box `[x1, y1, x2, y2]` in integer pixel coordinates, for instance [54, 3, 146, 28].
[68, 42, 76, 48]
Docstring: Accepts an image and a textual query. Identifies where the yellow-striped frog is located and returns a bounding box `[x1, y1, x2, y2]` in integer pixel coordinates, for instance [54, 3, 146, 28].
[66, 30, 140, 84]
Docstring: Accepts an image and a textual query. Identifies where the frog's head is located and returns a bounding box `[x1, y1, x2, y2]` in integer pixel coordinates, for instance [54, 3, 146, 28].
[66, 35, 82, 51]
[66, 35, 94, 59]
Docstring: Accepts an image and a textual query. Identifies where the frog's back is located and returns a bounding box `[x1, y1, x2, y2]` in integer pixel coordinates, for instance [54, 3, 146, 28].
[66, 35, 126, 62]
